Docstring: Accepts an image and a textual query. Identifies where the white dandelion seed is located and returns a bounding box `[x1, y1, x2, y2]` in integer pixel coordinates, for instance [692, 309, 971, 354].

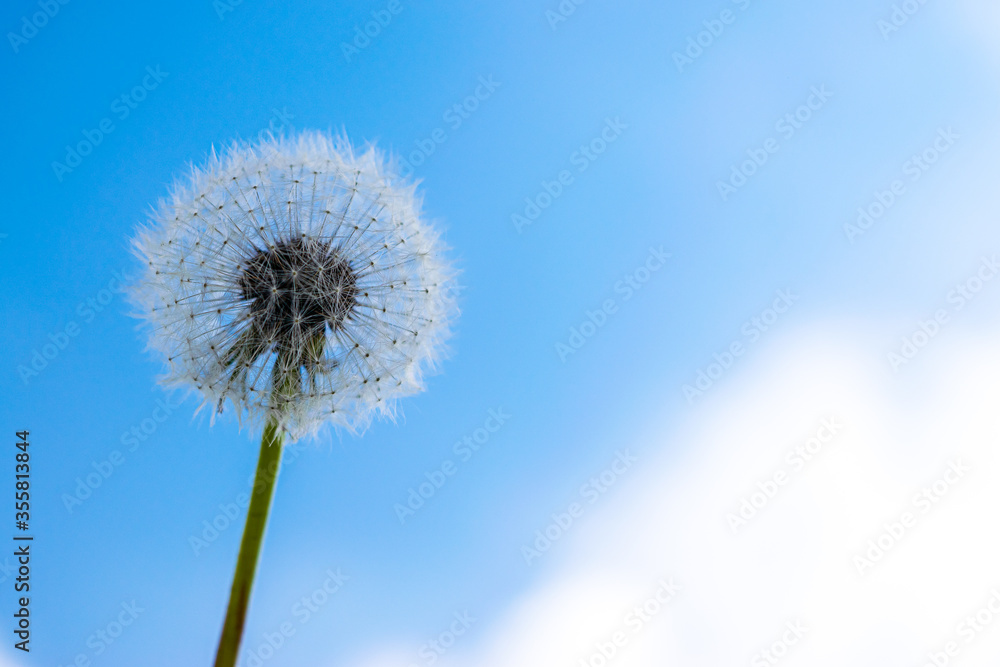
[129, 130, 459, 667]
[130, 131, 458, 438]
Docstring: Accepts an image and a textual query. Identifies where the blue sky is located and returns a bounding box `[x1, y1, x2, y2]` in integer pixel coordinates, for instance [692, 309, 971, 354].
[3, 0, 1000, 665]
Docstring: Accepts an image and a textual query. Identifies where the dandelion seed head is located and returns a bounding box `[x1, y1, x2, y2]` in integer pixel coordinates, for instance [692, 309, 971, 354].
[129, 131, 458, 438]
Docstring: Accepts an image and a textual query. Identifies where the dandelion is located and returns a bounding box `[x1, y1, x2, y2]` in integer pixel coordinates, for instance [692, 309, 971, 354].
[129, 131, 457, 666]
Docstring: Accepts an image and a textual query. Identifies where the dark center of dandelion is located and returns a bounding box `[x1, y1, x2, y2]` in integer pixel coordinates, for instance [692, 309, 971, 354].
[238, 237, 358, 346]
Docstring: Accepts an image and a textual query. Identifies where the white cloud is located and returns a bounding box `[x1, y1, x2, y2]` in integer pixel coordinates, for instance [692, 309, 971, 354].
[353, 322, 1000, 666]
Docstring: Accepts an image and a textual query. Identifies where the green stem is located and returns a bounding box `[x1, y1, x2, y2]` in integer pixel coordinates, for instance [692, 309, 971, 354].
[214, 417, 285, 667]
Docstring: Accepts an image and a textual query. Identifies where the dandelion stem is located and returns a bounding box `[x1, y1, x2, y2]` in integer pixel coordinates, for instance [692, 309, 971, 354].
[214, 417, 285, 667]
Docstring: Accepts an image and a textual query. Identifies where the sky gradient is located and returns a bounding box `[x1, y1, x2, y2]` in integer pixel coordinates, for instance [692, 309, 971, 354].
[3, 0, 1000, 665]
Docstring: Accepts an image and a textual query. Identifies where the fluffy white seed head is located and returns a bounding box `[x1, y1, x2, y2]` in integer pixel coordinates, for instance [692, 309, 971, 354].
[130, 131, 458, 439]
